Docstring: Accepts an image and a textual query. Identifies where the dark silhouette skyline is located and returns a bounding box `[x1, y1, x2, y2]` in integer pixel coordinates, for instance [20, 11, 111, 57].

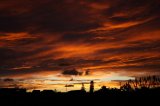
[1, 76, 160, 94]
[0, 77, 159, 106]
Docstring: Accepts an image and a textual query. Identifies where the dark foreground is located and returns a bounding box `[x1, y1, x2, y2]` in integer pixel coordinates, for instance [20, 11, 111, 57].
[0, 88, 160, 106]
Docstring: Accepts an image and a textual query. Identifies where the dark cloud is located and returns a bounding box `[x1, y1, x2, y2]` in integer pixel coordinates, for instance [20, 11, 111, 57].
[111, 64, 160, 74]
[62, 69, 82, 76]
[97, 40, 160, 55]
[103, 0, 160, 19]
[0, 0, 101, 33]
[123, 57, 160, 64]
[3, 78, 14, 82]
[85, 70, 90, 76]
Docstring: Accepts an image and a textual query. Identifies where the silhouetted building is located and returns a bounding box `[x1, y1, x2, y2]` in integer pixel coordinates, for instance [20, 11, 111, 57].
[41, 90, 55, 94]
[32, 90, 41, 95]
[90, 80, 94, 93]
[67, 90, 86, 95]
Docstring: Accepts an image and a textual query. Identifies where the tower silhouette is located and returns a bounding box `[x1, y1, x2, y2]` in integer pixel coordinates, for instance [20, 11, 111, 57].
[90, 80, 94, 93]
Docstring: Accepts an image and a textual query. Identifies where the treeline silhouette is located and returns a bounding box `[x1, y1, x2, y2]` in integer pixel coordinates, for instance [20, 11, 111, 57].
[121, 75, 160, 90]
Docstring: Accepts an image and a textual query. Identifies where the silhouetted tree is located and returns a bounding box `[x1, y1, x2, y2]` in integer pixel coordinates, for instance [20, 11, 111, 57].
[120, 82, 132, 92]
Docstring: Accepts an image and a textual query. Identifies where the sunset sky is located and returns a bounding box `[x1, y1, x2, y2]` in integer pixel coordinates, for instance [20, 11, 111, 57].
[0, 0, 160, 92]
